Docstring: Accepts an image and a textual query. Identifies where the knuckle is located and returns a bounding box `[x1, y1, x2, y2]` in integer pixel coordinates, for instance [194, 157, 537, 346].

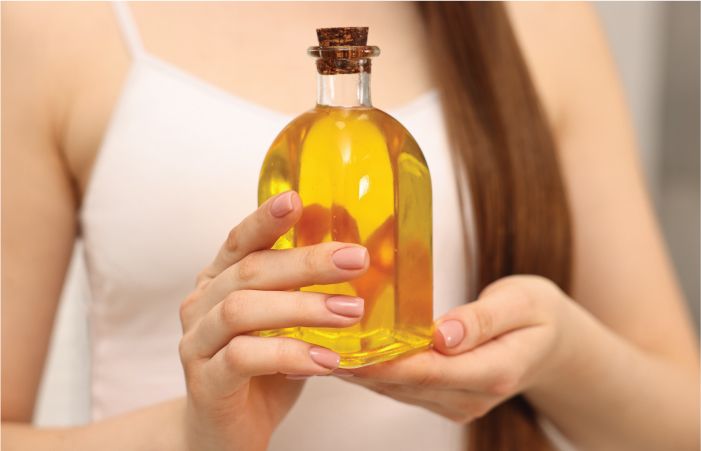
[482, 275, 563, 319]
[224, 338, 246, 370]
[506, 277, 558, 323]
[194, 271, 209, 288]
[178, 334, 191, 362]
[479, 278, 508, 298]
[178, 331, 203, 377]
[220, 292, 246, 326]
[527, 274, 556, 291]
[237, 253, 261, 282]
[291, 293, 313, 319]
[469, 305, 494, 344]
[302, 246, 323, 275]
[509, 282, 537, 310]
[274, 339, 295, 364]
[225, 226, 242, 255]
[502, 283, 539, 320]
[530, 276, 565, 313]
[179, 290, 200, 325]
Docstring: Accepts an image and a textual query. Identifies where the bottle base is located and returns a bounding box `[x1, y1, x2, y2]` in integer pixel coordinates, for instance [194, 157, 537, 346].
[259, 327, 433, 368]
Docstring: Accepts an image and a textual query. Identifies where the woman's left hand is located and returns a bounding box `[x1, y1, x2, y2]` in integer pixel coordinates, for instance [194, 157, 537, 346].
[339, 275, 575, 423]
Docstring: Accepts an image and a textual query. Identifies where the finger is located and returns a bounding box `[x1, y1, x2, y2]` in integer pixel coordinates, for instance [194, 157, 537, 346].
[203, 336, 340, 396]
[199, 191, 303, 283]
[349, 338, 530, 396]
[194, 242, 369, 317]
[433, 283, 544, 356]
[340, 377, 492, 423]
[182, 291, 364, 359]
[349, 350, 450, 386]
[342, 376, 452, 410]
[341, 377, 448, 400]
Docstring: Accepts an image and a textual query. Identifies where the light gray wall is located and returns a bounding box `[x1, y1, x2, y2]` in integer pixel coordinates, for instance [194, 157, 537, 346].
[658, 2, 700, 329]
[34, 2, 701, 427]
[596, 1, 700, 328]
[595, 2, 666, 189]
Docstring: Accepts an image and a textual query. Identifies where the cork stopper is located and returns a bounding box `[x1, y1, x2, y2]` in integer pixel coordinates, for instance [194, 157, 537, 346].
[316, 27, 368, 47]
[309, 27, 379, 75]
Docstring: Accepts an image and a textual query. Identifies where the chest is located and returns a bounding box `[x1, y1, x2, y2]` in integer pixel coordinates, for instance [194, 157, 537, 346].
[78, 58, 468, 316]
[64, 3, 435, 200]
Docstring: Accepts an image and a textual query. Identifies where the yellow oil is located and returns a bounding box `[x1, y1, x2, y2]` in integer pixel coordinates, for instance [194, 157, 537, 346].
[258, 106, 433, 368]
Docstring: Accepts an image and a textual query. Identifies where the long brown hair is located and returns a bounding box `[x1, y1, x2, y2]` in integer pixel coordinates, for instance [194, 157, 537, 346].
[418, 3, 573, 450]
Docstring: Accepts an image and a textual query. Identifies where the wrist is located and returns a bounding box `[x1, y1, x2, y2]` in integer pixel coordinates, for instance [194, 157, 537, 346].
[184, 396, 272, 451]
[525, 295, 592, 399]
[524, 296, 634, 414]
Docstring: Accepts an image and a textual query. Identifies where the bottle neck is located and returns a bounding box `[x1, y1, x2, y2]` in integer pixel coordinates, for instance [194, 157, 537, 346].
[316, 71, 372, 108]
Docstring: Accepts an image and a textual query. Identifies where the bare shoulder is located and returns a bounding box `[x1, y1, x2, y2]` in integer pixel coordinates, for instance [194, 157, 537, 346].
[505, 2, 617, 133]
[2, 2, 122, 91]
[509, 3, 698, 364]
[2, 2, 134, 422]
[2, 2, 130, 196]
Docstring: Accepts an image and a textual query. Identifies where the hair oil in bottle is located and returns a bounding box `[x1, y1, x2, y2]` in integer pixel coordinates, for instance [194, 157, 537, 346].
[258, 27, 432, 368]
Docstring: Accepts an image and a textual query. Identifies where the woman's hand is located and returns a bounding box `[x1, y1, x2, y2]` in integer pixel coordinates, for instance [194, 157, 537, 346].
[340, 275, 572, 423]
[178, 191, 369, 451]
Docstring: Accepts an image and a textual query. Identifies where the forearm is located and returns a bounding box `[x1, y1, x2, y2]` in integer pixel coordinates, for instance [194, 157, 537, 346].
[527, 303, 700, 451]
[2, 398, 187, 451]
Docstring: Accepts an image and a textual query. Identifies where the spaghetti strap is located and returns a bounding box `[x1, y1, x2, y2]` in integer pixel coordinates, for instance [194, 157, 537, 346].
[112, 1, 145, 59]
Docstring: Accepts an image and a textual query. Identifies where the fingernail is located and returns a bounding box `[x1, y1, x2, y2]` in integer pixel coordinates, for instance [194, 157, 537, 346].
[309, 347, 340, 369]
[326, 296, 364, 318]
[437, 320, 464, 348]
[332, 247, 368, 270]
[270, 192, 295, 218]
[285, 374, 311, 380]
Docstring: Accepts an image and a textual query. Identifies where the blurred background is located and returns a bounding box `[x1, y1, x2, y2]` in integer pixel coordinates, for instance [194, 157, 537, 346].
[34, 1, 700, 427]
[596, 2, 700, 328]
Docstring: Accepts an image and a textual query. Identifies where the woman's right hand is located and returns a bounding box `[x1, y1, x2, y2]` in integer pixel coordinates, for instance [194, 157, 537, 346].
[177, 191, 368, 451]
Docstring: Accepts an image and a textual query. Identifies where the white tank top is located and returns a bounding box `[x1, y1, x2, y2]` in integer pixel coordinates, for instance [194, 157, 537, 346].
[79, 3, 475, 450]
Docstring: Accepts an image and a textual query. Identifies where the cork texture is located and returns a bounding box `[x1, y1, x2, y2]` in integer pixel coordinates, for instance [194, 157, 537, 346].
[313, 27, 374, 75]
[316, 27, 369, 46]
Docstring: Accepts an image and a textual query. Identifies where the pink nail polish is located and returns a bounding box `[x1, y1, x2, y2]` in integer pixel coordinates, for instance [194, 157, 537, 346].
[326, 296, 364, 318]
[309, 347, 340, 369]
[437, 320, 465, 348]
[332, 247, 368, 270]
[270, 192, 295, 218]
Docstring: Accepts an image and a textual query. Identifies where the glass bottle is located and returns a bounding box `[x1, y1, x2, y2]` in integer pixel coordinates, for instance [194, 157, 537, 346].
[258, 27, 432, 368]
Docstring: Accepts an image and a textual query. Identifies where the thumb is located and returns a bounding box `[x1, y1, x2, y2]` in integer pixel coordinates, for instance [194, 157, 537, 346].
[433, 283, 540, 355]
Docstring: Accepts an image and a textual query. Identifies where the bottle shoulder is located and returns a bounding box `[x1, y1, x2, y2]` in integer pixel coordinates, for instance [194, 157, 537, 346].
[266, 105, 429, 167]
[283, 105, 407, 128]
[285, 106, 419, 142]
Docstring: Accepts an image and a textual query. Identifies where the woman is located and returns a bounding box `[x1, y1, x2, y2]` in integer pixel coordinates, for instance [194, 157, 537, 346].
[2, 2, 698, 450]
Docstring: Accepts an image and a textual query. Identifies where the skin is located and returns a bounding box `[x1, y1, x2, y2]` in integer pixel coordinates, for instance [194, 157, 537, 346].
[2, 2, 699, 451]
